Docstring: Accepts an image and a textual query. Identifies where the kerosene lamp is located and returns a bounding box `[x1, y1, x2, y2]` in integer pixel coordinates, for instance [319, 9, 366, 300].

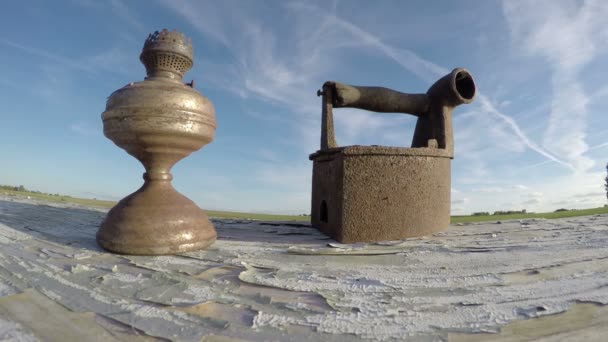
[97, 29, 217, 255]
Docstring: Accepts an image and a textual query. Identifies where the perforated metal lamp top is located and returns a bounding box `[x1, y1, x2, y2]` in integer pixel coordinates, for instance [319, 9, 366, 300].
[139, 29, 194, 80]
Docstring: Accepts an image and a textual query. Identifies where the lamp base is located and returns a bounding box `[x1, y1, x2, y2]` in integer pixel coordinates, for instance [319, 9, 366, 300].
[97, 179, 216, 255]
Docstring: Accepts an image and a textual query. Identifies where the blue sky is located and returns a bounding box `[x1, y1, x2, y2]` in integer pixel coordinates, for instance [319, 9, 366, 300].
[1, 0, 608, 215]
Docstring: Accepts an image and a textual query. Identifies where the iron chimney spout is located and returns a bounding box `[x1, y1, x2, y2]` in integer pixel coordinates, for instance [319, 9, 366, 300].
[412, 68, 475, 156]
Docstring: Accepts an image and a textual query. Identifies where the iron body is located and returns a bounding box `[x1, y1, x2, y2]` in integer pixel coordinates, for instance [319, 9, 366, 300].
[310, 68, 476, 243]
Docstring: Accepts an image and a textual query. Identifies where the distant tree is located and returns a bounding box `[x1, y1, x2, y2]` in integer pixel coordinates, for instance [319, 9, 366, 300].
[492, 210, 527, 215]
[605, 163, 608, 201]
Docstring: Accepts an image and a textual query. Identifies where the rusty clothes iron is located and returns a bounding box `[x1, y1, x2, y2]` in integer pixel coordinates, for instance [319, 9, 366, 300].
[310, 68, 476, 243]
[97, 29, 217, 255]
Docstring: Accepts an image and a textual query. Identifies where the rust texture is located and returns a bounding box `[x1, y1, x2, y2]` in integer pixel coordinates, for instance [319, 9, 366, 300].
[311, 68, 476, 243]
[97, 29, 217, 255]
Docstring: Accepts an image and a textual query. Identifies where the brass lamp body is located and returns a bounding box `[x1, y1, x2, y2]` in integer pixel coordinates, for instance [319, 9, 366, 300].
[97, 29, 217, 255]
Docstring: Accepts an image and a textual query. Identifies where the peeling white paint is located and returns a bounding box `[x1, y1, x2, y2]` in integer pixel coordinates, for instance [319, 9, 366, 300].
[0, 318, 39, 342]
[0, 196, 608, 341]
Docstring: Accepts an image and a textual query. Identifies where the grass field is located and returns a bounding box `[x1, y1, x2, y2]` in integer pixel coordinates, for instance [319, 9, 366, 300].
[451, 206, 608, 223]
[2, 189, 607, 223]
[0, 189, 310, 221]
[1, 189, 117, 208]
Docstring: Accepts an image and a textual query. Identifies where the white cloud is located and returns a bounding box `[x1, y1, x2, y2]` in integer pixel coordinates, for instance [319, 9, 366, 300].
[523, 198, 541, 205]
[477, 95, 572, 169]
[158, 0, 233, 47]
[256, 148, 282, 163]
[451, 198, 469, 205]
[0, 38, 92, 73]
[109, 0, 146, 33]
[296, 2, 578, 185]
[87, 46, 139, 76]
[257, 165, 310, 188]
[588, 141, 608, 152]
[298, 2, 577, 174]
[472, 187, 505, 194]
[161, 1, 329, 154]
[70, 123, 100, 137]
[527, 192, 543, 198]
[503, 0, 608, 172]
[573, 191, 605, 198]
[286, 2, 449, 83]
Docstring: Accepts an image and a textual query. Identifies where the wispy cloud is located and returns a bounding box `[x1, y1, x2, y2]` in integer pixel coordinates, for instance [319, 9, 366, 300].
[573, 191, 605, 198]
[523, 198, 541, 205]
[158, 0, 233, 47]
[161, 0, 560, 174]
[587, 141, 608, 152]
[86, 46, 139, 76]
[451, 198, 469, 205]
[503, 0, 608, 172]
[0, 38, 93, 73]
[472, 187, 504, 194]
[109, 0, 146, 33]
[296, 2, 574, 175]
[256, 148, 282, 163]
[71, 0, 146, 35]
[0, 37, 138, 77]
[285, 2, 450, 83]
[161, 0, 428, 154]
[70, 122, 101, 137]
[477, 95, 573, 169]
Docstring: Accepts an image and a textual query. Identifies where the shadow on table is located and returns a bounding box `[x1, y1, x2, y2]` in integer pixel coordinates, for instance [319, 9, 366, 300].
[212, 219, 330, 244]
[0, 199, 107, 252]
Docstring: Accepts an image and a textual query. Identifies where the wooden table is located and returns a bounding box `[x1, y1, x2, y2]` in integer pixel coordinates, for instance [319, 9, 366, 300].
[0, 196, 607, 341]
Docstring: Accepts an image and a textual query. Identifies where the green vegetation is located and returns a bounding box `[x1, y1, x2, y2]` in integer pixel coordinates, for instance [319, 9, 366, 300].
[451, 206, 608, 223]
[0, 185, 309, 221]
[492, 209, 526, 215]
[2, 184, 607, 223]
[204, 210, 309, 221]
[0, 187, 116, 208]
